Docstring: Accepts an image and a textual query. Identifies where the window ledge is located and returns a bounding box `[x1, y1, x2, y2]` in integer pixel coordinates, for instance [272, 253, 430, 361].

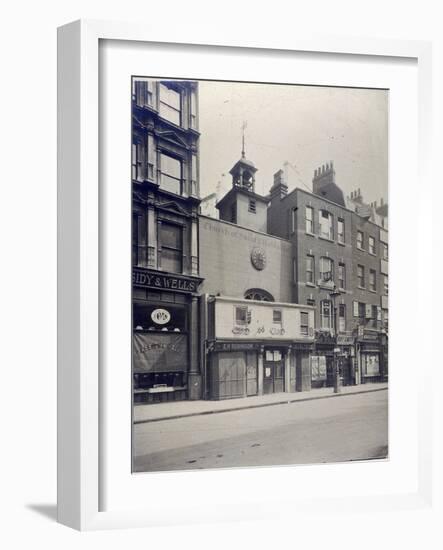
[305, 231, 316, 238]
[318, 235, 334, 243]
[356, 246, 365, 252]
[305, 282, 316, 288]
[368, 252, 377, 257]
[358, 286, 366, 290]
[369, 289, 377, 293]
[337, 241, 346, 247]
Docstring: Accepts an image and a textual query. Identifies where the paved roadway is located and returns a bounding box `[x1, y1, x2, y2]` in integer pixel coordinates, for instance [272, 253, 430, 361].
[133, 389, 388, 472]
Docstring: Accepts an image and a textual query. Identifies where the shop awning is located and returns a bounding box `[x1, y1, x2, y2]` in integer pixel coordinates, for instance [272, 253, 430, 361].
[133, 332, 188, 373]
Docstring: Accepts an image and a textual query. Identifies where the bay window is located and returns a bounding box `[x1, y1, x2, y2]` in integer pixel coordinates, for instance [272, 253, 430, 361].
[159, 83, 181, 125]
[160, 153, 182, 195]
[159, 222, 182, 273]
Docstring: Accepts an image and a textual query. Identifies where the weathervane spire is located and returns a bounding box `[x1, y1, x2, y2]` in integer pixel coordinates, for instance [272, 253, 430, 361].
[241, 120, 247, 158]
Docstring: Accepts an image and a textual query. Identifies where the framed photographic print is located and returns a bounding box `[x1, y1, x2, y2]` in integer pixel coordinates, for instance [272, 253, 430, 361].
[57, 19, 433, 530]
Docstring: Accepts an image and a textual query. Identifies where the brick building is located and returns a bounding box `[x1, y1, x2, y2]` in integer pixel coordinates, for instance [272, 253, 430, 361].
[267, 162, 388, 387]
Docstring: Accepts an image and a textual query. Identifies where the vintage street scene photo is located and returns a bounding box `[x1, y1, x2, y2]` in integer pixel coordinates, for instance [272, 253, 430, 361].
[131, 78, 389, 473]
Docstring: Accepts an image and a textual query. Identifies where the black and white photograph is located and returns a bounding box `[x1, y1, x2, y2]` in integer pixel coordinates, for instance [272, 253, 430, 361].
[131, 77, 389, 473]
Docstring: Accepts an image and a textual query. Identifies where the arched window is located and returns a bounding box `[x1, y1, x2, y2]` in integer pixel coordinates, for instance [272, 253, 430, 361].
[244, 289, 274, 302]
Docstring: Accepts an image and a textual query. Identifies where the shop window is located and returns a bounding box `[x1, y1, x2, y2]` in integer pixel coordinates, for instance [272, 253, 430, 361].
[133, 303, 187, 332]
[320, 300, 332, 330]
[160, 153, 182, 195]
[362, 354, 380, 377]
[338, 218, 345, 243]
[357, 264, 365, 288]
[306, 255, 315, 284]
[159, 83, 181, 125]
[305, 206, 314, 233]
[159, 222, 182, 273]
[319, 210, 334, 240]
[300, 312, 309, 335]
[244, 289, 274, 301]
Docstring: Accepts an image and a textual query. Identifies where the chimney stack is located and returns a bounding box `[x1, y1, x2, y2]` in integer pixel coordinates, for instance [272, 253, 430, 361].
[269, 169, 288, 201]
[312, 161, 335, 196]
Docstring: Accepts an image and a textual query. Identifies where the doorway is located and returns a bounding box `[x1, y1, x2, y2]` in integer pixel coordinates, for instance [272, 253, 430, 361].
[246, 351, 258, 396]
[263, 350, 284, 394]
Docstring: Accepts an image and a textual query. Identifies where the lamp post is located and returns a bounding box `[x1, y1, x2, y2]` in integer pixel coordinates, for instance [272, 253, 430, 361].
[329, 284, 342, 393]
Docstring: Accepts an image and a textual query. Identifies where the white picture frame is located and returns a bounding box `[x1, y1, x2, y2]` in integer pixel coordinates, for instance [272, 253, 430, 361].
[57, 19, 433, 531]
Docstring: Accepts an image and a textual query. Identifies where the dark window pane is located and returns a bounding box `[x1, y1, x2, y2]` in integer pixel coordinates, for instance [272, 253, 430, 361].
[161, 248, 182, 272]
[160, 224, 181, 249]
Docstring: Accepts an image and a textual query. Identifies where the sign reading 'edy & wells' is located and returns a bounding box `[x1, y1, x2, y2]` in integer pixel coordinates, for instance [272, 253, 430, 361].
[133, 268, 202, 293]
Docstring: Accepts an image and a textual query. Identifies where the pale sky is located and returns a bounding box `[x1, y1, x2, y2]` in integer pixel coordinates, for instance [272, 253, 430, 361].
[198, 80, 388, 206]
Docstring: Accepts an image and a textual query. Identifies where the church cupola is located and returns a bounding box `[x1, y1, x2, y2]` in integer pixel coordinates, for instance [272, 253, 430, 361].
[215, 122, 268, 232]
[228, 122, 257, 192]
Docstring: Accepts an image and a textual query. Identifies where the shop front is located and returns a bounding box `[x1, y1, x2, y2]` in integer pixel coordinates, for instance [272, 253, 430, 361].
[206, 296, 315, 400]
[313, 331, 355, 387]
[132, 268, 203, 403]
[356, 329, 385, 384]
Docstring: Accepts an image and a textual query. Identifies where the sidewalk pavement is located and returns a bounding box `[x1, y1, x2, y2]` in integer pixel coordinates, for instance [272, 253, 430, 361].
[134, 382, 388, 424]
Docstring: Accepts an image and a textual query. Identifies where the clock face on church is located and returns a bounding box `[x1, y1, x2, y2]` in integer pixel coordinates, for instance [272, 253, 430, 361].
[251, 247, 267, 270]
